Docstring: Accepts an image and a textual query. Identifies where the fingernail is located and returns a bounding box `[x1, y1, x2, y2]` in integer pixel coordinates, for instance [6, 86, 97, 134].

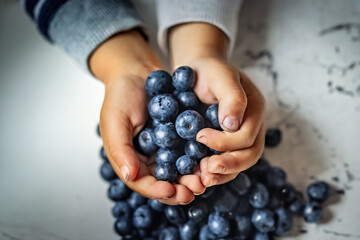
[212, 166, 225, 174]
[209, 177, 218, 187]
[180, 195, 195, 205]
[222, 116, 240, 132]
[194, 188, 207, 195]
[121, 166, 129, 181]
[197, 136, 208, 145]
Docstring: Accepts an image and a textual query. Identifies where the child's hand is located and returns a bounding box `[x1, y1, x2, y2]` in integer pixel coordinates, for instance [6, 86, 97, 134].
[90, 30, 205, 205]
[170, 23, 266, 187]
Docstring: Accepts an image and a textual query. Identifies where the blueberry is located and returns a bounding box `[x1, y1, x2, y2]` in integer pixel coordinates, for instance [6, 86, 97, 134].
[138, 128, 159, 155]
[155, 148, 182, 164]
[274, 207, 293, 236]
[114, 217, 133, 235]
[159, 227, 180, 240]
[100, 146, 108, 161]
[185, 141, 209, 160]
[251, 209, 275, 233]
[234, 215, 252, 239]
[132, 205, 153, 229]
[177, 91, 199, 110]
[267, 193, 281, 210]
[209, 147, 222, 155]
[155, 163, 178, 182]
[127, 192, 147, 209]
[207, 211, 230, 238]
[151, 118, 162, 128]
[154, 123, 182, 148]
[96, 123, 101, 137]
[175, 110, 205, 140]
[249, 183, 270, 209]
[265, 128, 282, 147]
[188, 203, 209, 223]
[303, 201, 323, 223]
[179, 220, 198, 240]
[278, 183, 296, 203]
[246, 158, 270, 180]
[112, 201, 132, 219]
[176, 155, 197, 175]
[145, 70, 173, 96]
[100, 161, 117, 181]
[265, 167, 287, 188]
[107, 179, 131, 201]
[307, 181, 330, 203]
[172, 66, 195, 91]
[234, 195, 252, 215]
[200, 187, 215, 199]
[206, 104, 221, 129]
[148, 94, 179, 123]
[288, 191, 305, 215]
[228, 172, 251, 196]
[165, 206, 187, 226]
[253, 232, 272, 240]
[147, 199, 166, 212]
[199, 225, 217, 240]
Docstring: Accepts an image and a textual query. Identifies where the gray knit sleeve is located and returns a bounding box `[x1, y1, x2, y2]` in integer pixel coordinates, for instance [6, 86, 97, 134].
[48, 0, 144, 72]
[156, 0, 243, 57]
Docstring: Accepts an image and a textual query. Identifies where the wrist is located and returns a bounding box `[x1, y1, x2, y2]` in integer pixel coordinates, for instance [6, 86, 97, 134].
[89, 29, 161, 86]
[169, 23, 229, 68]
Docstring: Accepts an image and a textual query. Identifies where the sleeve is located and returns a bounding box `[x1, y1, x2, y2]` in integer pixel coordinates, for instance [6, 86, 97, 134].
[156, 0, 243, 57]
[21, 0, 145, 71]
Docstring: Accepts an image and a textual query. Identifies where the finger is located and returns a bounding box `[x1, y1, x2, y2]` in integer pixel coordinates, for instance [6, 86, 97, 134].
[177, 174, 206, 195]
[210, 67, 247, 132]
[157, 184, 195, 205]
[201, 168, 238, 187]
[206, 124, 265, 175]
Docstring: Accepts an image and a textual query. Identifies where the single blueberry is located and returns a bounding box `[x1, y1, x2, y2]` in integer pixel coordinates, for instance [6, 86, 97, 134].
[154, 123, 182, 149]
[177, 91, 199, 110]
[188, 202, 209, 223]
[274, 207, 293, 236]
[228, 172, 252, 196]
[265, 167, 287, 188]
[307, 181, 330, 203]
[132, 205, 153, 229]
[159, 227, 180, 240]
[207, 211, 230, 238]
[199, 225, 217, 240]
[179, 220, 199, 240]
[138, 128, 159, 155]
[234, 215, 252, 239]
[145, 70, 173, 96]
[107, 179, 131, 201]
[172, 66, 195, 91]
[249, 183, 270, 209]
[303, 201, 323, 223]
[164, 206, 187, 226]
[112, 201, 132, 219]
[147, 198, 166, 212]
[206, 104, 221, 129]
[155, 148, 182, 164]
[176, 155, 197, 175]
[288, 191, 305, 216]
[265, 128, 282, 147]
[185, 140, 209, 160]
[175, 110, 205, 140]
[148, 94, 179, 123]
[155, 163, 178, 182]
[114, 217, 133, 235]
[251, 209, 275, 233]
[100, 161, 117, 181]
[127, 192, 147, 209]
[253, 232, 272, 240]
[278, 183, 296, 203]
[100, 146, 108, 161]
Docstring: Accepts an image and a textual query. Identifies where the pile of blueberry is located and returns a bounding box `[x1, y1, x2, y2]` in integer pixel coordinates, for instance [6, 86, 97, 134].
[96, 66, 333, 239]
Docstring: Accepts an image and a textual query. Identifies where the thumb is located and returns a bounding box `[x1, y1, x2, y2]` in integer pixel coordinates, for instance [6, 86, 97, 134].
[100, 107, 141, 182]
[208, 69, 247, 132]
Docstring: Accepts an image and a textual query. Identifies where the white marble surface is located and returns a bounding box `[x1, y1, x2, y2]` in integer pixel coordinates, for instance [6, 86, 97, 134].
[0, 0, 359, 239]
